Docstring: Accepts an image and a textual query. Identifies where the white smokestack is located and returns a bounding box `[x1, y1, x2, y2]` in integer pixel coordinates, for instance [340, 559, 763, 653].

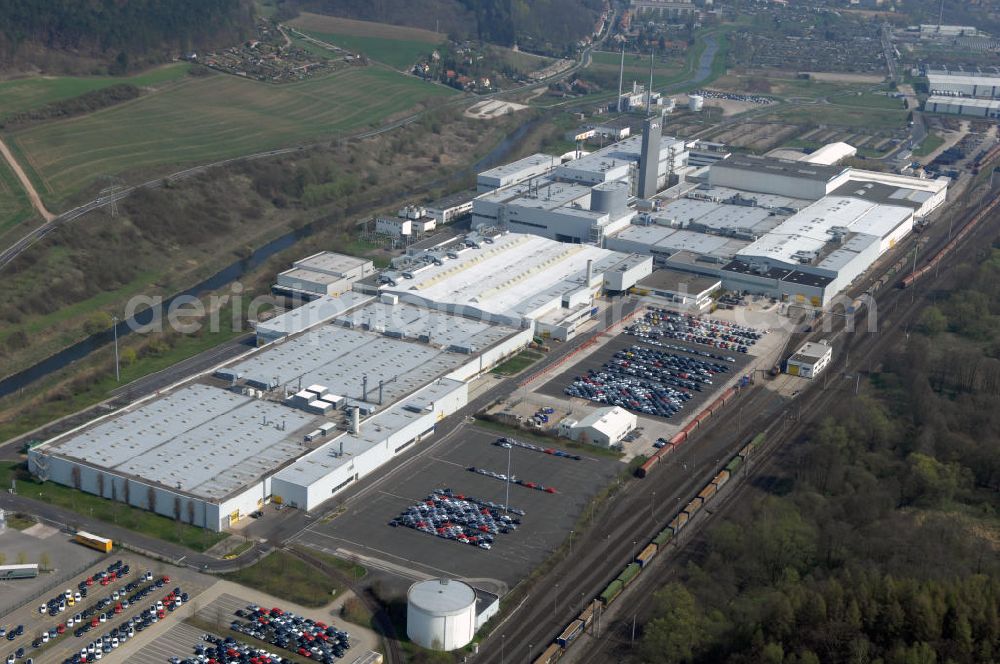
[351, 407, 360, 435]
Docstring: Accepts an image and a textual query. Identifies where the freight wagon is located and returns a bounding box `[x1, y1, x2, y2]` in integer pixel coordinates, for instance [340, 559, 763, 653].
[577, 600, 600, 630]
[600, 579, 624, 606]
[682, 498, 702, 519]
[712, 469, 730, 490]
[669, 513, 688, 533]
[556, 620, 585, 647]
[697, 483, 717, 503]
[533, 643, 563, 664]
[652, 527, 673, 547]
[636, 543, 658, 568]
[618, 562, 641, 587]
[725, 456, 743, 474]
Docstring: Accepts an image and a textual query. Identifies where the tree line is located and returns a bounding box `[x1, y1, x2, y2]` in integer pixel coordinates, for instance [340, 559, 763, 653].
[638, 243, 1000, 663]
[0, 0, 254, 72]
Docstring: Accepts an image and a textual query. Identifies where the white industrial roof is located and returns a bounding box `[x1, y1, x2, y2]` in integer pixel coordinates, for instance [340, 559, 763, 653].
[229, 322, 503, 405]
[609, 224, 750, 259]
[295, 251, 372, 275]
[927, 95, 1000, 110]
[384, 233, 630, 321]
[278, 267, 349, 286]
[478, 153, 558, 184]
[574, 406, 635, 435]
[273, 378, 467, 485]
[928, 73, 1000, 90]
[802, 142, 857, 165]
[256, 293, 374, 338]
[46, 384, 315, 501]
[737, 196, 912, 267]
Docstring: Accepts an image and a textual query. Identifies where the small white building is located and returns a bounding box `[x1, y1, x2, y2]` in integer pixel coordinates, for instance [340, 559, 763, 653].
[560, 406, 637, 447]
[786, 341, 833, 379]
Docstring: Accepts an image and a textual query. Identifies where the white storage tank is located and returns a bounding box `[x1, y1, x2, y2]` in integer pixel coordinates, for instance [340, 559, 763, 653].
[407, 578, 477, 651]
[689, 94, 704, 112]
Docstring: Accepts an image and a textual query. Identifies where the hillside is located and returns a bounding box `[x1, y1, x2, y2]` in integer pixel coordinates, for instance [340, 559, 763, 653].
[0, 0, 254, 75]
[293, 0, 604, 53]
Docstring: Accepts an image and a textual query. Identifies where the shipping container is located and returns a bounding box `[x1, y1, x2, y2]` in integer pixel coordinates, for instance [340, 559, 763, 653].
[636, 543, 658, 568]
[682, 498, 702, 518]
[0, 564, 39, 580]
[556, 620, 584, 647]
[712, 470, 730, 490]
[618, 562, 641, 587]
[577, 600, 600, 630]
[669, 513, 688, 533]
[600, 579, 624, 606]
[698, 483, 717, 503]
[533, 643, 563, 664]
[652, 528, 673, 547]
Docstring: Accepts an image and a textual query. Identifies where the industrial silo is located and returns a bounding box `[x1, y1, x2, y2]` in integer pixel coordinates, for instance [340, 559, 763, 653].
[406, 578, 477, 651]
[590, 180, 629, 216]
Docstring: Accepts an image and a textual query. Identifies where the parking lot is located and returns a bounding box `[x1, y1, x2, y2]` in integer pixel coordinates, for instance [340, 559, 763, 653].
[0, 526, 103, 618]
[537, 334, 755, 420]
[293, 423, 623, 588]
[115, 588, 379, 664]
[0, 543, 214, 664]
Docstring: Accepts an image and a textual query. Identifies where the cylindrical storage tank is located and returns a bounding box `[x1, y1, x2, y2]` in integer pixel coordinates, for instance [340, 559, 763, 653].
[590, 180, 629, 216]
[407, 578, 477, 651]
[688, 94, 704, 112]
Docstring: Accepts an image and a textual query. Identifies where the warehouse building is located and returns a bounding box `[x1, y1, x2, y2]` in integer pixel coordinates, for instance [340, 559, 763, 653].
[477, 154, 559, 193]
[273, 252, 376, 300]
[708, 155, 851, 200]
[927, 72, 1000, 99]
[925, 95, 1000, 118]
[559, 406, 637, 447]
[382, 232, 651, 338]
[29, 301, 531, 530]
[786, 341, 833, 378]
[255, 292, 373, 345]
[471, 128, 689, 244]
[632, 269, 720, 310]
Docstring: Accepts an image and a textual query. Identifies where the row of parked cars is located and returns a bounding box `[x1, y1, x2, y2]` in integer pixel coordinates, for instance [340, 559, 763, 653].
[230, 604, 350, 661]
[689, 88, 774, 105]
[467, 466, 558, 494]
[38, 561, 133, 619]
[627, 309, 764, 354]
[494, 437, 582, 461]
[62, 579, 184, 663]
[612, 345, 729, 388]
[174, 633, 296, 664]
[566, 368, 693, 418]
[388, 489, 526, 549]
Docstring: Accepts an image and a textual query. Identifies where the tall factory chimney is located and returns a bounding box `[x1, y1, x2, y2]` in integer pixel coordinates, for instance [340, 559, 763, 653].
[586, 259, 594, 287]
[647, 51, 654, 114]
[362, 374, 368, 401]
[378, 379, 384, 405]
[616, 45, 625, 113]
[638, 115, 662, 199]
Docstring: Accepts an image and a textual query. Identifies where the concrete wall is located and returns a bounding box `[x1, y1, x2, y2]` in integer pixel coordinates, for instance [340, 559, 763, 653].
[27, 451, 252, 532]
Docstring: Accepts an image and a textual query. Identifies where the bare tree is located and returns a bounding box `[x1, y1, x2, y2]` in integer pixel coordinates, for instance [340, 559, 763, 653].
[70, 466, 81, 490]
[147, 487, 157, 513]
[123, 478, 131, 505]
[186, 501, 196, 525]
[96, 474, 105, 498]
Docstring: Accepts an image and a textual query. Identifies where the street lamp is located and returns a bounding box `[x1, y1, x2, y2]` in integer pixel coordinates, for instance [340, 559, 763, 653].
[501, 634, 505, 664]
[112, 315, 120, 382]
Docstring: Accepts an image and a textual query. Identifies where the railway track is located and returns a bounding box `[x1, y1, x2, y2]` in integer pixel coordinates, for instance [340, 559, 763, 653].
[565, 184, 1000, 664]
[474, 177, 1000, 663]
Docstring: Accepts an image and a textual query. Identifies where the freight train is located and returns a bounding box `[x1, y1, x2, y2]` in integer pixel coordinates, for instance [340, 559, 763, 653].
[899, 194, 1000, 289]
[635, 386, 739, 478]
[530, 434, 761, 664]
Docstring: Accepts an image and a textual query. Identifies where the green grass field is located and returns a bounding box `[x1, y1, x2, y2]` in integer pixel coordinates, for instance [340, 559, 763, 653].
[769, 103, 908, 130]
[492, 350, 543, 376]
[913, 132, 945, 157]
[0, 64, 191, 121]
[0, 461, 229, 552]
[300, 29, 438, 70]
[8, 67, 456, 205]
[222, 551, 344, 607]
[0, 153, 35, 235]
[829, 92, 907, 110]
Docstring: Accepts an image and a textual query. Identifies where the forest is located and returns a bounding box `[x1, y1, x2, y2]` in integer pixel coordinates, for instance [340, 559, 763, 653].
[293, 0, 605, 53]
[639, 246, 1000, 663]
[0, 0, 254, 73]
